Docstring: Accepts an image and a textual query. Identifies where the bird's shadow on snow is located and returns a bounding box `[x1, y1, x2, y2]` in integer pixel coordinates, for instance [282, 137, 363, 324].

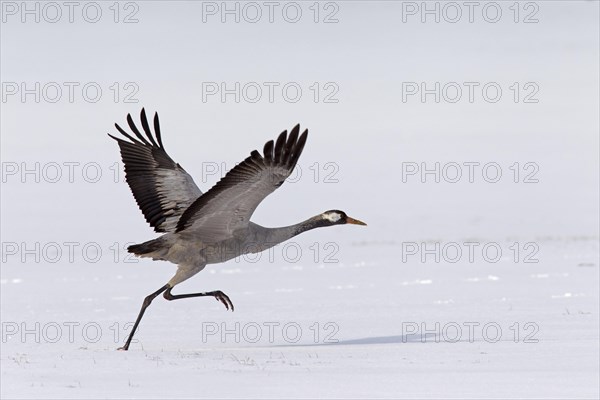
[271, 334, 425, 348]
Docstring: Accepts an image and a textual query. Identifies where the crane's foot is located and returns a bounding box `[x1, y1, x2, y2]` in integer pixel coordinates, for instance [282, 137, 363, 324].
[207, 290, 234, 311]
[163, 287, 235, 311]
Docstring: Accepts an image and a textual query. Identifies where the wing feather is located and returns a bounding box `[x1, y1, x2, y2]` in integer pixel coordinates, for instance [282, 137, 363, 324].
[109, 108, 202, 233]
[175, 124, 307, 242]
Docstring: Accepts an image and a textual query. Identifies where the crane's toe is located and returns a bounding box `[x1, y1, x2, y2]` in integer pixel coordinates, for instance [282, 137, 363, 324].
[209, 290, 234, 311]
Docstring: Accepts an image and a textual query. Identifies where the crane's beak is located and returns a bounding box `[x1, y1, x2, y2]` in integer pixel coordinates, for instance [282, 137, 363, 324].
[346, 216, 367, 226]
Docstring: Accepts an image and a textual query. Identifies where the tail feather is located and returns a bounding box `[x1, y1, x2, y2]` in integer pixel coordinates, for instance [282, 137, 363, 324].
[128, 238, 166, 260]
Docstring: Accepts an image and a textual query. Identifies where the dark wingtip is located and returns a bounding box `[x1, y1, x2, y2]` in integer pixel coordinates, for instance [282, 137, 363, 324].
[289, 124, 300, 139]
[154, 112, 163, 148]
[127, 112, 150, 145]
[263, 140, 275, 163]
[140, 108, 158, 147]
[114, 122, 141, 144]
[251, 149, 261, 158]
[274, 130, 288, 163]
[289, 129, 308, 168]
[139, 108, 147, 126]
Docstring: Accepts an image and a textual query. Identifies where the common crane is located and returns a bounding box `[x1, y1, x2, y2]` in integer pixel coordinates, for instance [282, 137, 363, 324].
[109, 109, 366, 350]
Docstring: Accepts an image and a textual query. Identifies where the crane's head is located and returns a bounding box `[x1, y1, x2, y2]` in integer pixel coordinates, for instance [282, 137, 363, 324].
[321, 210, 367, 226]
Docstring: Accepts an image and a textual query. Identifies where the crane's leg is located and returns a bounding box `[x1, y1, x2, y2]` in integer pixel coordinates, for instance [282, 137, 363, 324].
[163, 286, 235, 311]
[118, 284, 169, 351]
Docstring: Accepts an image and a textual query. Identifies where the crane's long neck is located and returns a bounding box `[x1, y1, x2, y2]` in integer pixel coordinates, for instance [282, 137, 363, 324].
[261, 215, 328, 245]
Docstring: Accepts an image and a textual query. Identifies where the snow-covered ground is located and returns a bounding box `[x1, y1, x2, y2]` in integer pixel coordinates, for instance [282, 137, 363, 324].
[1, 2, 599, 398]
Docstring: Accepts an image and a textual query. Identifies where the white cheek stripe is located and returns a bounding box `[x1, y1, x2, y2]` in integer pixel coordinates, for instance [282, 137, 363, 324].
[324, 212, 341, 222]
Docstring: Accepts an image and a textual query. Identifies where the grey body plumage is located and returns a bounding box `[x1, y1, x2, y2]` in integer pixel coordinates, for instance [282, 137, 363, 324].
[109, 109, 366, 350]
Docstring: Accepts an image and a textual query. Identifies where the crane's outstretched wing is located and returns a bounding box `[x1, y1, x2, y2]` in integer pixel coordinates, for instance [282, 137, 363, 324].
[109, 109, 202, 233]
[175, 124, 308, 242]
